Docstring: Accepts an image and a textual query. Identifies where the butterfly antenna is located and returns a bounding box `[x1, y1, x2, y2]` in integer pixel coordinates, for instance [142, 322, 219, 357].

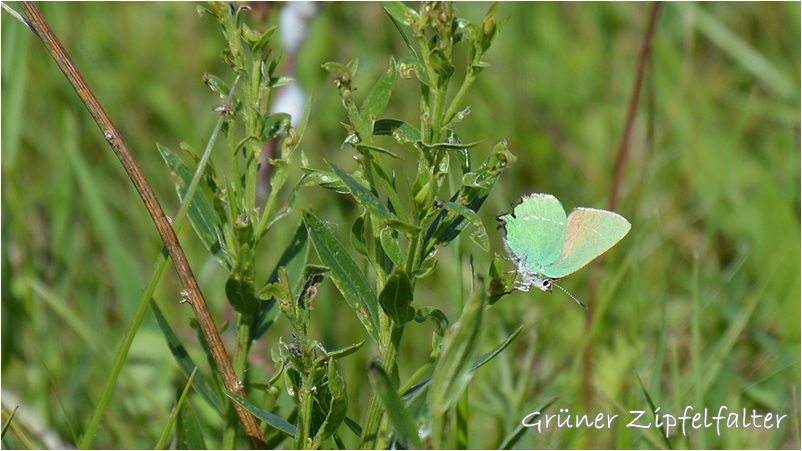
[552, 282, 588, 310]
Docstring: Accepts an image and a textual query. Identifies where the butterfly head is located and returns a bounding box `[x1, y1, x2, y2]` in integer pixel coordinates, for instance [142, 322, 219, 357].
[516, 266, 588, 310]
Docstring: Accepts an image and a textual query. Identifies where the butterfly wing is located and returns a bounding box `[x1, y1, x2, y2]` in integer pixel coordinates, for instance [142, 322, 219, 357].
[501, 193, 568, 269]
[543, 207, 631, 279]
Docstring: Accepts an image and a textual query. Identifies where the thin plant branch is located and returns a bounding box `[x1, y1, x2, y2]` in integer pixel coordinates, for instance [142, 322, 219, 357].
[582, 1, 661, 409]
[609, 2, 662, 212]
[16, 3, 266, 448]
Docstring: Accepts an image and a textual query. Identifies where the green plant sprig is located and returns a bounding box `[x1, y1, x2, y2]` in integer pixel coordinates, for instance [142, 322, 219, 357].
[308, 2, 515, 448]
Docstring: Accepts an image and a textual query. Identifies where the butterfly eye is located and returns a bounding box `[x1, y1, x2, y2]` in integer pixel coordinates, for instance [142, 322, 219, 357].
[540, 279, 552, 290]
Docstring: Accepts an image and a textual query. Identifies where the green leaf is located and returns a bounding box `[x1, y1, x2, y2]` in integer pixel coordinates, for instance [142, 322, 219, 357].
[488, 253, 514, 305]
[350, 212, 370, 260]
[240, 22, 261, 47]
[429, 48, 455, 88]
[176, 401, 207, 450]
[225, 390, 297, 437]
[314, 341, 366, 364]
[479, 2, 505, 53]
[417, 139, 482, 151]
[257, 282, 286, 301]
[383, 1, 419, 26]
[321, 61, 351, 76]
[1, 406, 17, 439]
[346, 58, 359, 76]
[202, 73, 231, 100]
[262, 112, 291, 141]
[268, 76, 294, 89]
[470, 324, 523, 372]
[312, 359, 349, 448]
[372, 166, 409, 224]
[442, 201, 489, 251]
[372, 118, 421, 144]
[300, 167, 349, 193]
[423, 141, 516, 256]
[412, 251, 438, 279]
[252, 25, 278, 55]
[303, 209, 380, 343]
[326, 160, 395, 223]
[415, 306, 449, 350]
[379, 227, 405, 269]
[150, 300, 223, 414]
[402, 324, 524, 402]
[196, 4, 214, 17]
[384, 9, 417, 59]
[225, 243, 259, 315]
[369, 362, 424, 449]
[379, 268, 415, 325]
[428, 281, 487, 416]
[498, 398, 558, 450]
[158, 144, 232, 270]
[396, 56, 429, 86]
[360, 57, 397, 134]
[355, 143, 400, 159]
[385, 218, 420, 235]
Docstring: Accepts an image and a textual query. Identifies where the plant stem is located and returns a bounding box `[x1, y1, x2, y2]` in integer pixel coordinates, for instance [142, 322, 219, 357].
[295, 375, 316, 449]
[17, 3, 266, 447]
[442, 70, 475, 128]
[359, 323, 403, 449]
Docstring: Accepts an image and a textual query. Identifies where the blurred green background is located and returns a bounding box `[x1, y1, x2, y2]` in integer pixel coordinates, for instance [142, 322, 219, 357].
[2, 2, 799, 449]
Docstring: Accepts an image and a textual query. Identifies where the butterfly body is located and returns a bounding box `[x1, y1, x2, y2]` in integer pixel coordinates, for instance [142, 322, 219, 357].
[499, 193, 631, 296]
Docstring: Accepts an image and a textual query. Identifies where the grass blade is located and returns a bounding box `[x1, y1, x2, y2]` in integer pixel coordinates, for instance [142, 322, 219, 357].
[155, 367, 200, 450]
[150, 300, 223, 414]
[369, 362, 424, 449]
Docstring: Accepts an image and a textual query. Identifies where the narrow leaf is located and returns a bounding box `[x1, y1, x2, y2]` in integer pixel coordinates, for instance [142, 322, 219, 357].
[417, 139, 482, 151]
[379, 227, 405, 269]
[177, 401, 207, 450]
[498, 398, 558, 450]
[442, 201, 489, 251]
[372, 118, 421, 144]
[369, 362, 424, 449]
[225, 391, 297, 437]
[360, 57, 397, 134]
[402, 324, 522, 400]
[156, 368, 201, 450]
[326, 160, 394, 223]
[423, 141, 516, 256]
[355, 143, 400, 159]
[428, 282, 487, 416]
[383, 1, 419, 26]
[300, 167, 349, 193]
[158, 144, 231, 270]
[150, 300, 223, 414]
[303, 209, 380, 343]
[314, 341, 366, 364]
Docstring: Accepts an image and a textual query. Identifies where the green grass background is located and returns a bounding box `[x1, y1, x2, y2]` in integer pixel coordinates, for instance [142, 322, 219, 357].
[2, 2, 799, 449]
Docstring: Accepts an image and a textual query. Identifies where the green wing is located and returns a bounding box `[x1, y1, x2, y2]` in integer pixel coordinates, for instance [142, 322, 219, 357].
[502, 193, 567, 270]
[544, 207, 631, 279]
